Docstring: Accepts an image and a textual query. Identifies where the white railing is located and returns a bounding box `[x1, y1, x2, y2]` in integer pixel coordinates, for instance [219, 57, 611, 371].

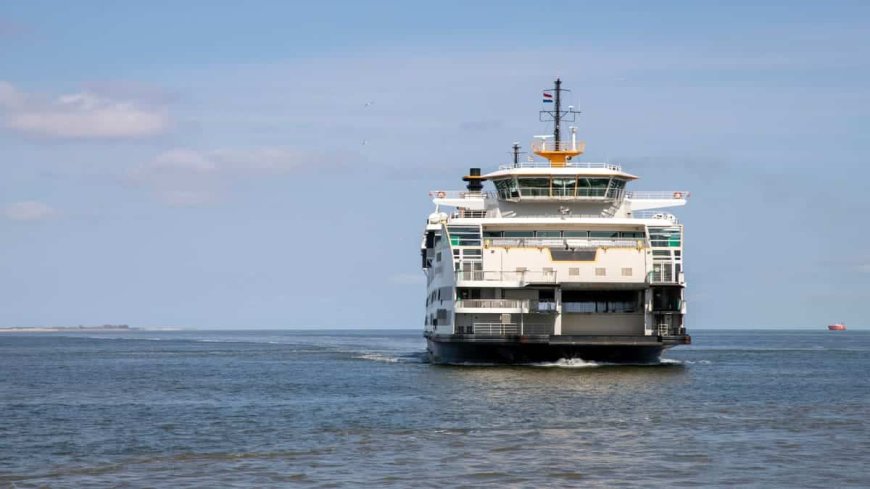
[452, 209, 488, 219]
[472, 322, 520, 335]
[470, 322, 553, 335]
[430, 190, 493, 199]
[492, 212, 621, 219]
[626, 191, 689, 200]
[456, 299, 558, 313]
[498, 188, 624, 200]
[632, 211, 679, 223]
[455, 270, 557, 283]
[498, 160, 622, 171]
[647, 269, 684, 284]
[530, 139, 587, 154]
[487, 238, 642, 249]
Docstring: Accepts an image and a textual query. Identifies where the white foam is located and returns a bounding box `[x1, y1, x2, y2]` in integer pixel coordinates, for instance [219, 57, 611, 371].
[528, 358, 603, 368]
[658, 358, 683, 365]
[353, 353, 402, 363]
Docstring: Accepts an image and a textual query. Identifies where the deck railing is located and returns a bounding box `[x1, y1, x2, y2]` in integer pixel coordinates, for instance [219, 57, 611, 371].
[631, 210, 680, 223]
[456, 299, 558, 314]
[647, 269, 684, 284]
[472, 322, 520, 335]
[530, 139, 587, 153]
[455, 270, 557, 283]
[498, 161, 621, 171]
[498, 188, 624, 201]
[487, 238, 642, 249]
[469, 322, 552, 335]
[430, 190, 493, 199]
[626, 191, 690, 200]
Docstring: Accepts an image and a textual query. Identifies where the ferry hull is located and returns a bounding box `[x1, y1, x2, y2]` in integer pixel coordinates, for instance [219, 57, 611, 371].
[426, 335, 687, 365]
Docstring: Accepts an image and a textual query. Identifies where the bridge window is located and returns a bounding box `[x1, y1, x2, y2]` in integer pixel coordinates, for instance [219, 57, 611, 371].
[578, 178, 610, 197]
[517, 177, 551, 197]
[607, 178, 627, 198]
[552, 177, 576, 197]
[493, 179, 511, 199]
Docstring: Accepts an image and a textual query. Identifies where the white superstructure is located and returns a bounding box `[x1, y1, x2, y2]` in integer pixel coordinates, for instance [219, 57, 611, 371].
[421, 79, 690, 364]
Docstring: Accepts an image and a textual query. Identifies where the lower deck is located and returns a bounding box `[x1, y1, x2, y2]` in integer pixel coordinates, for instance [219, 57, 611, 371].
[430, 286, 686, 337]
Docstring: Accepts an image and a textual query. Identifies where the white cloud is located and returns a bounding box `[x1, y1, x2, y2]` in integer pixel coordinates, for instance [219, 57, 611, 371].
[130, 149, 219, 207]
[0, 81, 23, 108]
[150, 149, 217, 173]
[212, 147, 306, 173]
[3, 201, 56, 221]
[0, 81, 169, 140]
[131, 146, 317, 206]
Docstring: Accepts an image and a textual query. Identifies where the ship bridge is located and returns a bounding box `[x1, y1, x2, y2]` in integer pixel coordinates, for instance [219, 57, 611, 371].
[483, 160, 638, 202]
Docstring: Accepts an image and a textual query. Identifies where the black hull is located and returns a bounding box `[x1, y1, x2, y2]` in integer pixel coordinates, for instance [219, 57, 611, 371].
[426, 334, 687, 365]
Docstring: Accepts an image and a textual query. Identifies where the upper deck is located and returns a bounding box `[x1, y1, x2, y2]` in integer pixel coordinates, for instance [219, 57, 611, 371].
[484, 160, 638, 178]
[426, 78, 688, 220]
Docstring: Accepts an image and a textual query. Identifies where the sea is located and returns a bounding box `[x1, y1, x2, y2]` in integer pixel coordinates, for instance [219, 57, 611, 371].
[0, 329, 867, 488]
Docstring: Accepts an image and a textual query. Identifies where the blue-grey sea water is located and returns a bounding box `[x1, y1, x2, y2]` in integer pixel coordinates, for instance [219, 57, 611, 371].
[0, 329, 868, 488]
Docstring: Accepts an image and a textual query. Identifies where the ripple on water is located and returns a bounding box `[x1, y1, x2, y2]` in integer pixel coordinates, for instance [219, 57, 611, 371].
[1, 330, 868, 488]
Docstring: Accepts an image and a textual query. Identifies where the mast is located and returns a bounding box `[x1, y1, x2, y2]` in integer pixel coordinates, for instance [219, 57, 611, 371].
[536, 79, 584, 167]
[554, 78, 562, 150]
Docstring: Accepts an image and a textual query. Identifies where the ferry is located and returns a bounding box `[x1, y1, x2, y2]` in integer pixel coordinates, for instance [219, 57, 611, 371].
[828, 323, 846, 331]
[421, 79, 691, 364]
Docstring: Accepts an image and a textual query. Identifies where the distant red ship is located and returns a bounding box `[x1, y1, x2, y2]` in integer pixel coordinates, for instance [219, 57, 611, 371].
[828, 323, 847, 331]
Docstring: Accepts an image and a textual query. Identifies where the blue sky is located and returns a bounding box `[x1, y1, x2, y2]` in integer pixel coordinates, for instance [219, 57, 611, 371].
[1, 0, 868, 329]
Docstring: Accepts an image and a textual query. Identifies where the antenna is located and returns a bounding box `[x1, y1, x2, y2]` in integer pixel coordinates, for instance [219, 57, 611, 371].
[540, 78, 581, 149]
[511, 142, 525, 168]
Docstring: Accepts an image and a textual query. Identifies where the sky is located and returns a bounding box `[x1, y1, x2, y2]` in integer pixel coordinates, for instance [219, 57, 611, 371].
[1, 0, 868, 329]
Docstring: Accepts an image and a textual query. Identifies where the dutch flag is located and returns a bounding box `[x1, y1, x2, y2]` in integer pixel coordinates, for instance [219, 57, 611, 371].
[543, 92, 553, 103]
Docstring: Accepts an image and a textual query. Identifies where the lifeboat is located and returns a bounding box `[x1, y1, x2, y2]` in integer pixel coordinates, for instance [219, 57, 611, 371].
[828, 323, 847, 331]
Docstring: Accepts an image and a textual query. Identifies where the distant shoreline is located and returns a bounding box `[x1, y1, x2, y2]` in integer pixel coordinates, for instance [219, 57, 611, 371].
[0, 326, 141, 333]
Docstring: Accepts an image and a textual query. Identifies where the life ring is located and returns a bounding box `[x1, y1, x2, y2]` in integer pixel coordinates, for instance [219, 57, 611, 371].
[673, 192, 682, 199]
[436, 191, 446, 198]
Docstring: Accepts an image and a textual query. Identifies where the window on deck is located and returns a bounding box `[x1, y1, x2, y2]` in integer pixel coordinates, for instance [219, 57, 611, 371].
[551, 177, 576, 197]
[578, 177, 611, 197]
[518, 177, 551, 197]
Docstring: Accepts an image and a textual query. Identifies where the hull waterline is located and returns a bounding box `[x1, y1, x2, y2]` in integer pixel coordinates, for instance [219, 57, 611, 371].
[426, 334, 688, 365]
